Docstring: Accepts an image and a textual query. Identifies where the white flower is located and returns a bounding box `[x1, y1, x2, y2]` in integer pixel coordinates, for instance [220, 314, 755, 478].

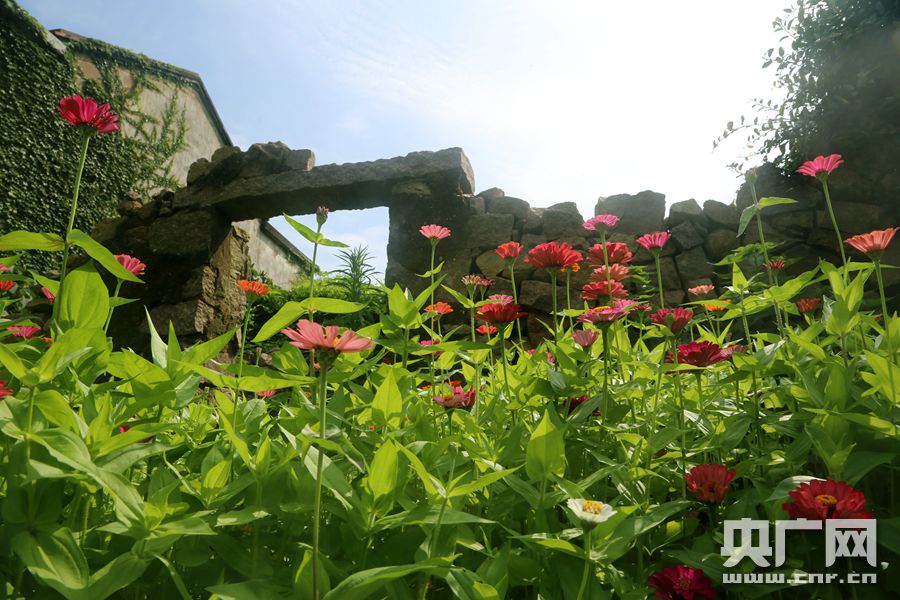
[567, 498, 616, 525]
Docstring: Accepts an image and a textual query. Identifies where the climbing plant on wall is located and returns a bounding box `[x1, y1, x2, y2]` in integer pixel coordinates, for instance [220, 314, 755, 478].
[0, 0, 187, 270]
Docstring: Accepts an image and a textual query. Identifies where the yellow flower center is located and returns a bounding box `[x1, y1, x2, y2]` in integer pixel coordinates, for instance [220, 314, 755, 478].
[815, 494, 838, 506]
[581, 500, 606, 514]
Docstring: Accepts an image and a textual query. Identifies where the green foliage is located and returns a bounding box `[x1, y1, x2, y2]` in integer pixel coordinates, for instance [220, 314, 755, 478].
[0, 0, 186, 271]
[717, 0, 900, 172]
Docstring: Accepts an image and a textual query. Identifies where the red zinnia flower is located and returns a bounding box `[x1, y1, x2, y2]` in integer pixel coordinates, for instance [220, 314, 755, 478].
[796, 154, 843, 180]
[237, 279, 270, 296]
[58, 95, 119, 135]
[795, 298, 820, 314]
[648, 565, 716, 600]
[525, 242, 582, 270]
[0, 380, 12, 397]
[783, 478, 872, 520]
[636, 231, 671, 252]
[768, 259, 785, 270]
[0, 280, 16, 292]
[7, 325, 41, 339]
[581, 280, 627, 301]
[433, 386, 476, 410]
[687, 284, 715, 297]
[583, 214, 619, 232]
[420, 224, 451, 240]
[476, 302, 526, 323]
[579, 305, 629, 325]
[257, 389, 277, 398]
[40, 287, 55, 303]
[496, 241, 523, 260]
[592, 264, 631, 282]
[424, 301, 453, 316]
[685, 464, 736, 504]
[572, 329, 599, 348]
[475, 324, 497, 335]
[281, 320, 372, 353]
[844, 227, 898, 260]
[587, 242, 633, 267]
[650, 308, 693, 334]
[114, 254, 147, 277]
[668, 341, 728, 368]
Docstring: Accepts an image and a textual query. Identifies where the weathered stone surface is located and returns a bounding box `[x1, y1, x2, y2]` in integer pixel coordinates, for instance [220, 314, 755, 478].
[519, 280, 555, 310]
[174, 147, 476, 221]
[186, 158, 210, 185]
[658, 256, 682, 290]
[524, 208, 544, 234]
[485, 195, 530, 221]
[668, 199, 708, 230]
[595, 190, 666, 235]
[475, 249, 506, 278]
[211, 145, 241, 163]
[542, 202, 585, 239]
[149, 299, 215, 336]
[703, 200, 740, 230]
[815, 201, 890, 235]
[182, 266, 217, 300]
[391, 179, 432, 198]
[675, 246, 713, 282]
[464, 213, 515, 249]
[149, 210, 226, 256]
[705, 228, 740, 260]
[670, 221, 704, 251]
[769, 210, 814, 234]
[91, 217, 124, 245]
[663, 289, 686, 307]
[477, 187, 505, 201]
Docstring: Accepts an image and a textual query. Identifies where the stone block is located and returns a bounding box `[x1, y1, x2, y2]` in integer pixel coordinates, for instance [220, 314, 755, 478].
[595, 190, 666, 235]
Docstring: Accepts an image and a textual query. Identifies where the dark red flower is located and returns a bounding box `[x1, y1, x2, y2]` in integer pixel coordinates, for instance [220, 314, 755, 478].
[525, 242, 582, 270]
[587, 242, 633, 267]
[581, 280, 627, 301]
[668, 341, 728, 368]
[0, 380, 12, 397]
[649, 308, 693, 334]
[496, 241, 523, 260]
[685, 464, 736, 503]
[768, 259, 785, 270]
[783, 478, 872, 520]
[0, 280, 16, 292]
[636, 232, 671, 252]
[844, 227, 898, 260]
[58, 95, 119, 134]
[795, 298, 820, 314]
[476, 302, 526, 323]
[648, 565, 716, 600]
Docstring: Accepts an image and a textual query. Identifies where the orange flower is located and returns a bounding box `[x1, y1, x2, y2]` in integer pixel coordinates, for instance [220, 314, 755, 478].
[237, 279, 270, 296]
[704, 299, 731, 311]
[424, 301, 453, 316]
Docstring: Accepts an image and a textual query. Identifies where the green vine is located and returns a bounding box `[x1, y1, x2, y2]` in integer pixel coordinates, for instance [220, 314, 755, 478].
[0, 0, 187, 270]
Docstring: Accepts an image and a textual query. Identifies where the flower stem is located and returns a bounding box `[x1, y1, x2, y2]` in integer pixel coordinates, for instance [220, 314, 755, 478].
[103, 279, 123, 333]
[576, 527, 592, 600]
[312, 362, 330, 600]
[550, 270, 559, 341]
[510, 262, 524, 345]
[821, 180, 848, 277]
[601, 328, 610, 421]
[500, 327, 512, 404]
[748, 178, 786, 338]
[653, 253, 664, 309]
[874, 261, 897, 408]
[53, 134, 91, 332]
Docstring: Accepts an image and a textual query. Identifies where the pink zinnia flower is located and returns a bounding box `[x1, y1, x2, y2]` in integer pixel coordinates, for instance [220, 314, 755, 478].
[648, 565, 716, 600]
[687, 285, 715, 297]
[592, 264, 631, 282]
[488, 294, 514, 304]
[114, 254, 147, 277]
[649, 308, 693, 334]
[0, 265, 10, 272]
[636, 231, 671, 252]
[433, 386, 476, 410]
[0, 280, 16, 292]
[281, 320, 372, 353]
[583, 214, 619, 232]
[40, 287, 55, 303]
[796, 154, 843, 180]
[783, 478, 872, 520]
[461, 274, 493, 288]
[581, 280, 627, 301]
[685, 464, 737, 504]
[7, 325, 41, 339]
[579, 305, 628, 325]
[0, 380, 12, 397]
[615, 298, 650, 313]
[587, 242, 633, 267]
[58, 95, 119, 135]
[844, 227, 899, 260]
[495, 241, 523, 260]
[420, 224, 451, 241]
[572, 329, 599, 348]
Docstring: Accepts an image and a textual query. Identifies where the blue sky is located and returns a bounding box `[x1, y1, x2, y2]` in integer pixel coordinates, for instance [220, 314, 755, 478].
[21, 0, 789, 275]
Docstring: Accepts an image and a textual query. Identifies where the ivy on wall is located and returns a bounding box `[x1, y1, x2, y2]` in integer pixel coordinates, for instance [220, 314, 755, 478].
[0, 0, 187, 270]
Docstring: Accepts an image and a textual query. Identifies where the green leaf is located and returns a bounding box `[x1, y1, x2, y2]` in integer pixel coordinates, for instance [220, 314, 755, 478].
[367, 440, 400, 506]
[207, 580, 291, 600]
[283, 215, 348, 248]
[67, 229, 142, 282]
[765, 475, 821, 502]
[300, 297, 365, 314]
[253, 301, 305, 342]
[444, 569, 500, 600]
[0, 231, 64, 251]
[736, 205, 757, 237]
[525, 410, 566, 481]
[59, 263, 109, 330]
[12, 528, 89, 596]
[449, 467, 519, 498]
[758, 196, 797, 209]
[34, 390, 81, 433]
[371, 368, 403, 429]
[322, 558, 452, 600]
[35, 328, 105, 384]
[0, 342, 26, 380]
